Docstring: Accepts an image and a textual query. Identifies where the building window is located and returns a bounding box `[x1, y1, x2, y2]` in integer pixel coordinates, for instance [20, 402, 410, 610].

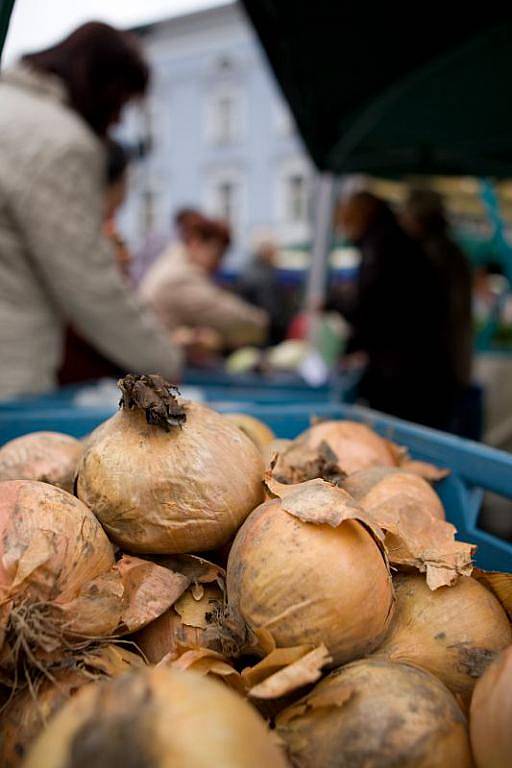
[207, 87, 242, 145]
[216, 179, 237, 222]
[285, 173, 308, 223]
[206, 170, 244, 236]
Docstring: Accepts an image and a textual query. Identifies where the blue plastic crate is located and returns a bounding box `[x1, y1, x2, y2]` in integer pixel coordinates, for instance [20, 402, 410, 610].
[0, 401, 510, 572]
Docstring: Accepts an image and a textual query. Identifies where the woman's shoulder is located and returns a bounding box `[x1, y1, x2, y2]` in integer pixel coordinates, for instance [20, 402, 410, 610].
[0, 65, 100, 163]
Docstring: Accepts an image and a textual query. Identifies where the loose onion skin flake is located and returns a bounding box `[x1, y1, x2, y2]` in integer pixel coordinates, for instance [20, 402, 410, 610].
[375, 573, 512, 702]
[470, 644, 512, 768]
[276, 659, 473, 768]
[225, 480, 394, 666]
[22, 667, 290, 768]
[0, 432, 83, 493]
[76, 374, 265, 554]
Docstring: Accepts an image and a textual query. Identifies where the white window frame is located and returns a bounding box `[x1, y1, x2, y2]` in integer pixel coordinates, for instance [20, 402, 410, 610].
[276, 156, 313, 244]
[205, 84, 244, 146]
[205, 167, 246, 238]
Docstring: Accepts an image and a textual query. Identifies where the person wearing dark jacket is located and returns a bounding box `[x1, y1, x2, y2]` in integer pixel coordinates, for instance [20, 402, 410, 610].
[401, 189, 473, 394]
[335, 191, 455, 429]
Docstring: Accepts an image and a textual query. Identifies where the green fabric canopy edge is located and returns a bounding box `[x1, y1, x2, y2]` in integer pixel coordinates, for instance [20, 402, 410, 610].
[0, 0, 16, 63]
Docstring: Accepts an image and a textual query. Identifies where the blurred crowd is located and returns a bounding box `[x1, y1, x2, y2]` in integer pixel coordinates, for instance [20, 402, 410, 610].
[0, 21, 508, 434]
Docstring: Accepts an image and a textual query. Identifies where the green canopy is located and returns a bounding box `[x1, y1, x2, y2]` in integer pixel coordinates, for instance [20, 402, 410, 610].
[241, 2, 512, 178]
[0, 0, 15, 63]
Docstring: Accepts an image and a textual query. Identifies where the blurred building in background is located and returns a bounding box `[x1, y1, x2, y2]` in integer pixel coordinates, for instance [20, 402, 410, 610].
[119, 2, 314, 267]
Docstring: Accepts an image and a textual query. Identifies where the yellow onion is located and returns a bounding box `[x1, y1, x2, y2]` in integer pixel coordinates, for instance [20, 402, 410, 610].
[375, 573, 512, 701]
[225, 413, 275, 454]
[76, 375, 265, 554]
[342, 466, 445, 520]
[225, 480, 394, 666]
[0, 480, 114, 673]
[0, 645, 143, 768]
[0, 432, 83, 493]
[276, 659, 473, 768]
[297, 420, 399, 474]
[0, 481, 181, 679]
[23, 666, 289, 768]
[470, 644, 512, 768]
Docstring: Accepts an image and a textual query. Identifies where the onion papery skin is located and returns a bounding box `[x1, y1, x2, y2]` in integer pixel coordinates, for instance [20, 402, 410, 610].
[0, 432, 83, 493]
[226, 498, 394, 666]
[135, 583, 224, 663]
[0, 479, 114, 605]
[342, 466, 446, 520]
[298, 420, 398, 475]
[76, 402, 265, 554]
[276, 659, 473, 768]
[0, 480, 115, 676]
[375, 573, 512, 701]
[22, 666, 289, 768]
[0, 646, 143, 768]
[470, 644, 512, 768]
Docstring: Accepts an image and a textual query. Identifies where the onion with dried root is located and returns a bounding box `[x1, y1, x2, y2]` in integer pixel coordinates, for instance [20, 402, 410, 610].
[0, 480, 184, 683]
[276, 659, 473, 768]
[0, 645, 144, 768]
[22, 667, 289, 768]
[0, 432, 83, 493]
[375, 573, 512, 703]
[470, 644, 512, 768]
[224, 479, 394, 666]
[271, 419, 449, 482]
[76, 375, 265, 554]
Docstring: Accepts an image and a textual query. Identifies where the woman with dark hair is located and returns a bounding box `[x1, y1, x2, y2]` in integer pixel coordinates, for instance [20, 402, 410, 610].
[140, 215, 268, 349]
[0, 22, 181, 399]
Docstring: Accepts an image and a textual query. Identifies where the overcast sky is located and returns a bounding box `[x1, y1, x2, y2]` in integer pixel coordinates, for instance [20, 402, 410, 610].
[3, 0, 227, 64]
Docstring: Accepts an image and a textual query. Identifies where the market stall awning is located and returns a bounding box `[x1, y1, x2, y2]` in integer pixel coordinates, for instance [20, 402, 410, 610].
[241, 2, 512, 178]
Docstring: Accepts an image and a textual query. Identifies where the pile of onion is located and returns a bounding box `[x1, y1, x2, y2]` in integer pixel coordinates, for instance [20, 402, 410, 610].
[0, 479, 183, 679]
[23, 667, 289, 768]
[375, 573, 512, 702]
[225, 479, 394, 666]
[470, 644, 512, 768]
[0, 645, 143, 768]
[276, 659, 473, 767]
[0, 431, 83, 493]
[76, 375, 265, 554]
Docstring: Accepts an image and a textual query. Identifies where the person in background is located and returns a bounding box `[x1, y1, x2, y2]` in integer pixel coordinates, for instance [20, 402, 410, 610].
[401, 189, 473, 396]
[59, 139, 133, 384]
[236, 233, 287, 344]
[336, 191, 452, 429]
[139, 215, 268, 351]
[0, 22, 182, 399]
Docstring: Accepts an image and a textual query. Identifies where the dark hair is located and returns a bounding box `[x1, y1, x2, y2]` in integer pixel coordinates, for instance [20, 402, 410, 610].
[106, 139, 129, 185]
[174, 208, 204, 240]
[189, 217, 232, 250]
[23, 22, 150, 137]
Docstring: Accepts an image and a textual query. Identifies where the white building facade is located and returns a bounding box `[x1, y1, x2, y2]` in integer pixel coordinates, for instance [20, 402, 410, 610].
[120, 2, 315, 267]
